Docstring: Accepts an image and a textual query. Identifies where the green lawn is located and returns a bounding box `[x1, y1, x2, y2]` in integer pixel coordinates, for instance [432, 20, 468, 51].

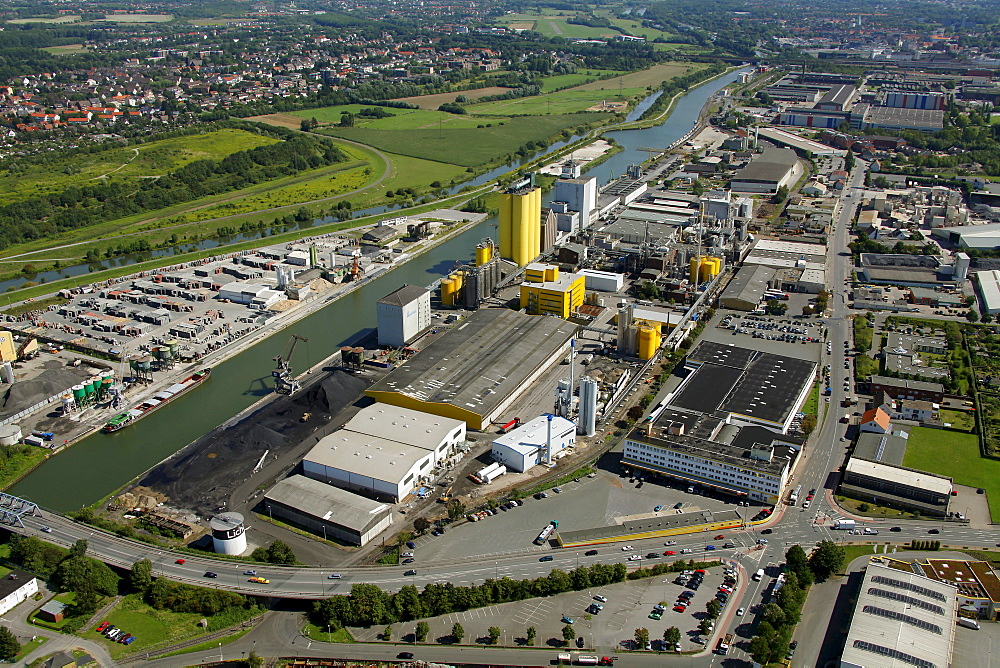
[468, 89, 645, 116]
[0, 129, 277, 207]
[903, 427, 1000, 518]
[304, 623, 355, 643]
[291, 105, 496, 130]
[319, 113, 608, 167]
[940, 409, 974, 432]
[29, 592, 78, 631]
[14, 636, 47, 661]
[81, 594, 209, 659]
[538, 70, 624, 92]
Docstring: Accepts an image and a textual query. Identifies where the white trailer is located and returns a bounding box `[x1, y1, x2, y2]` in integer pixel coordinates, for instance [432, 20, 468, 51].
[833, 519, 856, 530]
[481, 464, 507, 484]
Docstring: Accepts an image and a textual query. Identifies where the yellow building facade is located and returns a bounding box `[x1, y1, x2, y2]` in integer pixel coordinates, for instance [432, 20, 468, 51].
[499, 186, 541, 267]
[519, 263, 585, 319]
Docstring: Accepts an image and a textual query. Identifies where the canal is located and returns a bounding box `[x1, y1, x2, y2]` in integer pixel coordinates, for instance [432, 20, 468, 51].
[11, 68, 745, 511]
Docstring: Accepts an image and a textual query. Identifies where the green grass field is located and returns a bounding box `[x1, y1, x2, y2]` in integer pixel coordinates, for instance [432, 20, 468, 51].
[940, 409, 975, 432]
[81, 594, 208, 659]
[0, 129, 278, 207]
[568, 63, 700, 91]
[468, 88, 643, 115]
[41, 43, 88, 54]
[319, 113, 607, 167]
[538, 70, 624, 92]
[903, 426, 1000, 519]
[291, 105, 500, 130]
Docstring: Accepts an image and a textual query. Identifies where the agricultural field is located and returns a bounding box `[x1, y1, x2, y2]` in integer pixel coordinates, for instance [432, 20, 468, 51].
[6, 15, 79, 23]
[538, 70, 624, 92]
[500, 12, 618, 39]
[98, 14, 174, 22]
[319, 113, 608, 167]
[392, 87, 513, 109]
[568, 63, 700, 91]
[468, 88, 639, 115]
[41, 43, 88, 55]
[289, 105, 498, 130]
[902, 426, 1000, 519]
[0, 129, 278, 208]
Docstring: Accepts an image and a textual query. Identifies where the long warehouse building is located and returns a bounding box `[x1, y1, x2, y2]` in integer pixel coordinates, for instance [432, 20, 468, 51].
[367, 309, 577, 430]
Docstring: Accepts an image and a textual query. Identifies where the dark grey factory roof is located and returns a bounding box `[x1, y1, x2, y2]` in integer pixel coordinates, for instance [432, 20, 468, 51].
[870, 375, 945, 393]
[378, 284, 428, 307]
[265, 475, 390, 532]
[0, 570, 34, 600]
[731, 148, 798, 184]
[720, 264, 774, 306]
[676, 341, 816, 426]
[853, 432, 910, 467]
[367, 309, 576, 420]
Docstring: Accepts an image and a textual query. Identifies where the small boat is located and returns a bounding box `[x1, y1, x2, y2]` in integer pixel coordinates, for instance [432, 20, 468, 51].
[103, 368, 211, 433]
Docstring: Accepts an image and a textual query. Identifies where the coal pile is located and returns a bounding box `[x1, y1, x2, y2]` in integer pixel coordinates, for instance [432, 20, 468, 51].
[137, 370, 368, 516]
[0, 364, 98, 421]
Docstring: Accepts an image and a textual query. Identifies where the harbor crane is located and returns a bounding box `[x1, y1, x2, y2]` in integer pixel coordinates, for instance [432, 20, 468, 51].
[272, 334, 308, 395]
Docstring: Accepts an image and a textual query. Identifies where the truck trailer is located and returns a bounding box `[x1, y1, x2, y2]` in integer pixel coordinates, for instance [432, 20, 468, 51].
[833, 519, 856, 530]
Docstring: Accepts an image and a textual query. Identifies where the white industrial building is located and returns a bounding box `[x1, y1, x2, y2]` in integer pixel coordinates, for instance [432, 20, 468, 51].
[264, 474, 393, 546]
[376, 284, 431, 347]
[977, 269, 1000, 315]
[729, 148, 802, 194]
[302, 404, 465, 502]
[0, 570, 38, 617]
[553, 176, 598, 231]
[579, 269, 625, 292]
[841, 563, 957, 668]
[218, 282, 284, 309]
[491, 414, 576, 473]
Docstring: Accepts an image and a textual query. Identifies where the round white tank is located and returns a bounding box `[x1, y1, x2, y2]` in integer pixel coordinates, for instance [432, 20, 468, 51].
[1, 362, 13, 384]
[0, 424, 21, 446]
[210, 512, 247, 555]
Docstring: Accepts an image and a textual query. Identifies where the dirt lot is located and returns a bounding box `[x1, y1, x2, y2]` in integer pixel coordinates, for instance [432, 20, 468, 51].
[568, 63, 696, 91]
[392, 87, 513, 109]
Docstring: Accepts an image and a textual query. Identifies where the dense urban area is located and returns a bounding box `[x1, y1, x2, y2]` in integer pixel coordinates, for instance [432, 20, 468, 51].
[0, 0, 997, 667]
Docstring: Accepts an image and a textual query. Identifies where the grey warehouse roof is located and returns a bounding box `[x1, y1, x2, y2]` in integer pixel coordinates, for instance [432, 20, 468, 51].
[731, 148, 798, 184]
[265, 475, 391, 533]
[343, 403, 463, 451]
[721, 264, 775, 306]
[367, 309, 576, 422]
[378, 284, 429, 307]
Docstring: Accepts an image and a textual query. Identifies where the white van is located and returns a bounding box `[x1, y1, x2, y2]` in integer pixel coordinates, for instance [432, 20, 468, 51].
[753, 569, 765, 581]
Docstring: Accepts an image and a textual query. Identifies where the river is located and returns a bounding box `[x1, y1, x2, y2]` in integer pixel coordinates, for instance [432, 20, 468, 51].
[10, 68, 745, 511]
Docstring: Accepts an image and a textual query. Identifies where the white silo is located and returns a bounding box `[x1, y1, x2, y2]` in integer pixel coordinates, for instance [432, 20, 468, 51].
[578, 376, 598, 437]
[210, 512, 248, 555]
[953, 252, 970, 282]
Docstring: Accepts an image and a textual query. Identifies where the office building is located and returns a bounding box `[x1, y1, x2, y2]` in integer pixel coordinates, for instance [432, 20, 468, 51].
[498, 177, 542, 267]
[376, 284, 431, 347]
[491, 414, 576, 473]
[520, 263, 585, 318]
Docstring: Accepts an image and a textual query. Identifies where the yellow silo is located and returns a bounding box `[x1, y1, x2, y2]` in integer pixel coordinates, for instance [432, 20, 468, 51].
[451, 271, 464, 294]
[440, 279, 455, 306]
[475, 244, 492, 267]
[638, 326, 662, 360]
[499, 186, 542, 266]
[690, 257, 701, 283]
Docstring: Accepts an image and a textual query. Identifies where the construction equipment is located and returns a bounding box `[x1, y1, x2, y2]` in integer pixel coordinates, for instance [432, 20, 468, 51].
[438, 486, 453, 503]
[272, 334, 308, 395]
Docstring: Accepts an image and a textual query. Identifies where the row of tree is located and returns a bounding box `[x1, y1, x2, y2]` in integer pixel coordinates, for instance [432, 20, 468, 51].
[312, 559, 720, 630]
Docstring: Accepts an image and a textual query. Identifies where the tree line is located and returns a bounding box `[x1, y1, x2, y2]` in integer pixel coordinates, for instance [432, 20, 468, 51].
[0, 128, 346, 251]
[311, 559, 720, 631]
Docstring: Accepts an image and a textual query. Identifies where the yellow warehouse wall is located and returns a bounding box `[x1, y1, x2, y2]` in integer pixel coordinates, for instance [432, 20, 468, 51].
[365, 390, 485, 430]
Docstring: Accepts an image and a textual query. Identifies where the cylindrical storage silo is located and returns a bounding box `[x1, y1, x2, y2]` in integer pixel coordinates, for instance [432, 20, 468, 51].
[476, 244, 492, 267]
[690, 257, 700, 283]
[138, 355, 153, 372]
[0, 362, 13, 384]
[89, 376, 102, 393]
[61, 395, 75, 413]
[166, 339, 179, 357]
[72, 384, 86, 402]
[129, 356, 141, 374]
[0, 424, 21, 446]
[638, 326, 661, 360]
[440, 279, 455, 306]
[210, 512, 247, 555]
[354, 347, 365, 364]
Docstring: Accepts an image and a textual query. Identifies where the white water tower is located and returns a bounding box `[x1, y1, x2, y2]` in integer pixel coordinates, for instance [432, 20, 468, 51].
[210, 512, 247, 555]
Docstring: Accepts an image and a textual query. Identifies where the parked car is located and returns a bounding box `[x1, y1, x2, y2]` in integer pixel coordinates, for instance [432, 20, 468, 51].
[561, 616, 574, 624]
[594, 594, 608, 602]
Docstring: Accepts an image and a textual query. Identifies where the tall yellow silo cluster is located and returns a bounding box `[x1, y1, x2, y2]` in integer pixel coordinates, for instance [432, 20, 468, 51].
[475, 242, 492, 267]
[689, 256, 722, 284]
[637, 325, 662, 361]
[440, 270, 465, 307]
[498, 185, 541, 267]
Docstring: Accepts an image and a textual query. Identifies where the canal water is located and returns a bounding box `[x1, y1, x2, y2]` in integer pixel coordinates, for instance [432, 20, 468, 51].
[11, 69, 745, 511]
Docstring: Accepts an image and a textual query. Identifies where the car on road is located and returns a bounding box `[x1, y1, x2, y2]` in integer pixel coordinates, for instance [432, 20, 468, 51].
[248, 577, 270, 584]
[761, 528, 772, 534]
[585, 550, 599, 556]
[890, 527, 901, 532]
[646, 553, 660, 559]
[40, 527, 52, 533]
[929, 529, 940, 534]
[649, 611, 663, 620]
[402, 558, 415, 564]
[404, 570, 417, 576]
[664, 550, 676, 556]
[397, 652, 414, 659]
[621, 545, 634, 551]
[539, 555, 554, 562]
[705, 545, 716, 551]
[243, 570, 257, 576]
[204, 572, 218, 578]
[627, 555, 642, 561]
[561, 616, 574, 624]
[723, 542, 735, 548]
[654, 505, 663, 512]
[594, 595, 607, 602]
[175, 559, 185, 564]
[664, 540, 677, 546]
[736, 607, 745, 616]
[714, 534, 725, 540]
[757, 538, 769, 544]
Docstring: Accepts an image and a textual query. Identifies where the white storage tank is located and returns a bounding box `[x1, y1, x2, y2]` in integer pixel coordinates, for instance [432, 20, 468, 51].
[0, 424, 21, 446]
[210, 512, 248, 555]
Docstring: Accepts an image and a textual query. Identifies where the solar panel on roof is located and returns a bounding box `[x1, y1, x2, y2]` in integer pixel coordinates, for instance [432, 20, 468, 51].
[867, 588, 945, 615]
[852, 640, 936, 668]
[871, 575, 948, 601]
[862, 605, 942, 634]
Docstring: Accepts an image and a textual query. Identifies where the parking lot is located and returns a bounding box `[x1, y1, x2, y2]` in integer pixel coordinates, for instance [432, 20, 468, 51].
[718, 313, 823, 345]
[348, 564, 739, 654]
[412, 470, 755, 562]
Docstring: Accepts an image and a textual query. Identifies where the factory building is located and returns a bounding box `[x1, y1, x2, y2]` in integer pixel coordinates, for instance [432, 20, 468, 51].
[552, 177, 598, 231]
[519, 263, 585, 318]
[343, 404, 466, 462]
[932, 222, 1000, 251]
[720, 265, 774, 311]
[376, 284, 431, 347]
[884, 91, 947, 110]
[977, 269, 1000, 315]
[366, 309, 577, 430]
[217, 282, 284, 309]
[491, 414, 576, 473]
[729, 148, 802, 194]
[498, 176, 542, 267]
[579, 269, 625, 293]
[841, 563, 957, 668]
[264, 475, 393, 546]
